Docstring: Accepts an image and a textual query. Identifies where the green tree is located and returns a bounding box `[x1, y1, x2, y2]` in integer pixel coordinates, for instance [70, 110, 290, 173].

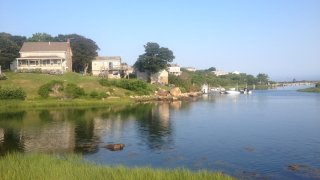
[0, 33, 26, 70]
[54, 34, 99, 73]
[27, 33, 54, 42]
[134, 42, 175, 74]
[257, 73, 269, 84]
[207, 67, 216, 71]
[0, 36, 20, 69]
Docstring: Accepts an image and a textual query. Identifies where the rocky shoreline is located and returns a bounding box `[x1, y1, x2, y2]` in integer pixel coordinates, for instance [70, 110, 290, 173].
[131, 87, 203, 102]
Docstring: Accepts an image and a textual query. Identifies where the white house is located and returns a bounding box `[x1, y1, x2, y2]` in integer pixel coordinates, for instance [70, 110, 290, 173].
[12, 41, 72, 73]
[184, 67, 197, 72]
[167, 64, 181, 76]
[212, 70, 228, 76]
[232, 71, 240, 75]
[92, 56, 131, 78]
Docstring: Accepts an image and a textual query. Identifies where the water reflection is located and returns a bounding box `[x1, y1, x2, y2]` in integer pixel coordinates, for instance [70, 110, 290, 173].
[0, 102, 182, 154]
[137, 102, 174, 150]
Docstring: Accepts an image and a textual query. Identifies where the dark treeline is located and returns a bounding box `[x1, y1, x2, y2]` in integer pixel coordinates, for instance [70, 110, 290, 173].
[0, 32, 99, 72]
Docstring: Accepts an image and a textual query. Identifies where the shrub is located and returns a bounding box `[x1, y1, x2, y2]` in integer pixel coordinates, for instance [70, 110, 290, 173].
[89, 91, 99, 98]
[99, 79, 150, 94]
[65, 83, 85, 98]
[0, 86, 26, 100]
[316, 82, 320, 88]
[0, 74, 7, 80]
[99, 92, 108, 99]
[38, 80, 64, 98]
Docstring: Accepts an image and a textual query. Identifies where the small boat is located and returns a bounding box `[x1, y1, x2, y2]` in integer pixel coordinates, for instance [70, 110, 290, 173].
[240, 88, 252, 94]
[225, 90, 240, 95]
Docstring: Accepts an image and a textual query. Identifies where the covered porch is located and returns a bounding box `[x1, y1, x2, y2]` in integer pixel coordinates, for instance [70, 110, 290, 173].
[16, 56, 66, 71]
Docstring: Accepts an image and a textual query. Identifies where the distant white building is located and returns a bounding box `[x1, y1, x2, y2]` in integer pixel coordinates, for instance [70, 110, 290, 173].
[184, 67, 197, 72]
[212, 70, 228, 76]
[167, 64, 181, 76]
[232, 71, 240, 75]
[92, 56, 130, 78]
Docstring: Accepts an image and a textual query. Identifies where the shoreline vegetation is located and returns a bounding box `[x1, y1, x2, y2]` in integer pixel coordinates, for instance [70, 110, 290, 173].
[298, 82, 320, 93]
[298, 87, 320, 93]
[0, 153, 234, 180]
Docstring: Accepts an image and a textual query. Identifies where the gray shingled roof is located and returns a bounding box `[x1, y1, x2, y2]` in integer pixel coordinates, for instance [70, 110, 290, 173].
[20, 42, 69, 52]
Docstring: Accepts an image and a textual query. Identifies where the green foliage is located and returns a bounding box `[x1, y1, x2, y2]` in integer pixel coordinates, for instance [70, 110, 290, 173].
[316, 82, 320, 88]
[0, 73, 7, 80]
[54, 34, 99, 72]
[0, 35, 20, 69]
[256, 73, 269, 85]
[0, 86, 26, 100]
[169, 70, 271, 92]
[38, 80, 64, 98]
[134, 42, 175, 74]
[65, 83, 85, 98]
[99, 79, 151, 95]
[206, 67, 216, 71]
[27, 32, 54, 42]
[90, 90, 99, 98]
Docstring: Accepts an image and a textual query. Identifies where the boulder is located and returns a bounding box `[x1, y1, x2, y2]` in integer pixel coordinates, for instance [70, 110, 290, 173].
[170, 87, 182, 97]
[104, 143, 125, 151]
[157, 89, 169, 96]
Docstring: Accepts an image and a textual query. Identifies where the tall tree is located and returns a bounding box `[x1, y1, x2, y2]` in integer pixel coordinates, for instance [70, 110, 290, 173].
[27, 33, 54, 42]
[54, 34, 99, 73]
[0, 33, 25, 70]
[257, 73, 269, 84]
[134, 42, 175, 74]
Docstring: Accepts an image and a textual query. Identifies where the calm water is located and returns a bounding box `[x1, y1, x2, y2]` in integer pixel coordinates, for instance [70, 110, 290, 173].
[1, 87, 320, 179]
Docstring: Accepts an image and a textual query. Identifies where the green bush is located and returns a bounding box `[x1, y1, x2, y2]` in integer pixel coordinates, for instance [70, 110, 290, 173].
[0, 86, 26, 100]
[65, 83, 85, 98]
[316, 82, 320, 88]
[0, 74, 7, 80]
[99, 79, 150, 95]
[89, 91, 99, 98]
[99, 92, 108, 99]
[38, 80, 64, 98]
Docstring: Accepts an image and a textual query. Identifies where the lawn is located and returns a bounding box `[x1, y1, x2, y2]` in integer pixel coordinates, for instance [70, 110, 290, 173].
[0, 153, 234, 180]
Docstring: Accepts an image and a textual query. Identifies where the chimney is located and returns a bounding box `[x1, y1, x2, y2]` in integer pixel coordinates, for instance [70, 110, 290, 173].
[49, 41, 51, 45]
[67, 38, 70, 43]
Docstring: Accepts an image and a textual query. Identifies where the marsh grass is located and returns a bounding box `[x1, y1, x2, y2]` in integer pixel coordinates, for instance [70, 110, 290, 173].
[0, 98, 133, 112]
[298, 87, 320, 93]
[0, 153, 234, 180]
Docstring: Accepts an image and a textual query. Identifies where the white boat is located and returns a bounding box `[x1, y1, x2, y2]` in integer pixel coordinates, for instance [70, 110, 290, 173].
[225, 90, 241, 95]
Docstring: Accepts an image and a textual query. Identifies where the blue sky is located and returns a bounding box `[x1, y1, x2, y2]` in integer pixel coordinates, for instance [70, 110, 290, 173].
[1, 0, 319, 81]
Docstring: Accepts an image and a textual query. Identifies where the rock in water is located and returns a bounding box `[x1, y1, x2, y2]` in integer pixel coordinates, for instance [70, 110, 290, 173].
[170, 87, 182, 97]
[104, 143, 125, 151]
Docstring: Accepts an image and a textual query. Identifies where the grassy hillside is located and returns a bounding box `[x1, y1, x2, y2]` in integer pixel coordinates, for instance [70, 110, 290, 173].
[0, 153, 234, 180]
[0, 72, 144, 100]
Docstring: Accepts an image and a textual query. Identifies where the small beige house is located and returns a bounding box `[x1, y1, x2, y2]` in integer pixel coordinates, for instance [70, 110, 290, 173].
[136, 69, 169, 85]
[92, 56, 130, 78]
[12, 41, 72, 73]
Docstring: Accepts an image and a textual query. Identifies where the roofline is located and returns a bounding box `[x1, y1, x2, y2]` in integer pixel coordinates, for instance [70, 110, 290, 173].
[19, 51, 67, 53]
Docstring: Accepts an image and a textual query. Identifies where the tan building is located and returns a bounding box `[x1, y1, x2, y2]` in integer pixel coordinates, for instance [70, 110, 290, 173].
[12, 41, 72, 73]
[136, 69, 168, 84]
[92, 56, 130, 78]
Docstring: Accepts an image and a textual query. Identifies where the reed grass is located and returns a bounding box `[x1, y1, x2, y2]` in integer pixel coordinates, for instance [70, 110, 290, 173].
[298, 87, 320, 93]
[0, 153, 234, 180]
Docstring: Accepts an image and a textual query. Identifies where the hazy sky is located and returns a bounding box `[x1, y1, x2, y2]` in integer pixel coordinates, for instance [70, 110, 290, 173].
[1, 0, 319, 81]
